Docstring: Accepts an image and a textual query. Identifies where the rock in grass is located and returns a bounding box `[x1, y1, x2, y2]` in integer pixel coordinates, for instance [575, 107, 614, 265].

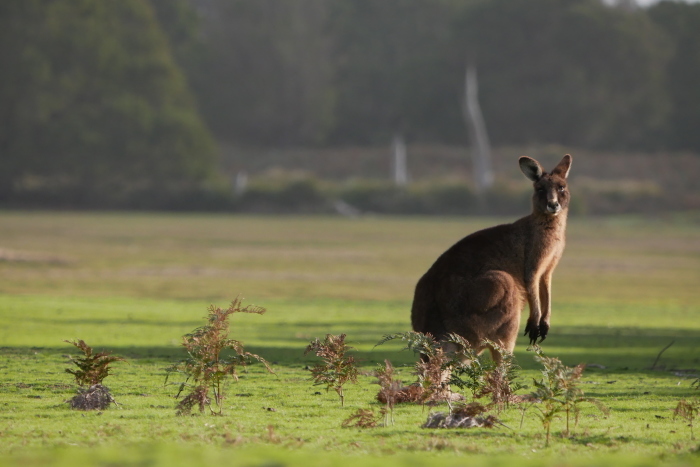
[422, 411, 498, 429]
[68, 384, 117, 410]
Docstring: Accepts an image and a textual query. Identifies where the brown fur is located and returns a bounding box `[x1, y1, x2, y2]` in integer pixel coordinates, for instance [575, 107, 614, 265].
[411, 155, 572, 358]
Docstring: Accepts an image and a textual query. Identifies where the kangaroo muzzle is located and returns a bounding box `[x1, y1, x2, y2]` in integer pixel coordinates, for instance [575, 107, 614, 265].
[546, 200, 561, 214]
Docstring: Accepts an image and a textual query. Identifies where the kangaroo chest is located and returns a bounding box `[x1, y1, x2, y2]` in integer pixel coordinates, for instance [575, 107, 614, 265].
[524, 224, 565, 276]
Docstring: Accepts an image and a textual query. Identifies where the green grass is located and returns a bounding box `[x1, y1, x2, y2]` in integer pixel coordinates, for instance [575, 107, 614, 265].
[1, 211, 699, 466]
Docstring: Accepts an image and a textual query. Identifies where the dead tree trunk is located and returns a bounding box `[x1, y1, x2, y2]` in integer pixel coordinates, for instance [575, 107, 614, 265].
[463, 62, 494, 196]
[392, 133, 409, 186]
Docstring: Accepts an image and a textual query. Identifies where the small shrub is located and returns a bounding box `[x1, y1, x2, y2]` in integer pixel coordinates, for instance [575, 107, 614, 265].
[674, 399, 700, 440]
[305, 333, 359, 406]
[448, 338, 524, 412]
[377, 332, 523, 411]
[375, 359, 407, 425]
[376, 331, 456, 406]
[238, 173, 329, 213]
[341, 408, 380, 428]
[414, 345, 454, 405]
[421, 182, 478, 215]
[64, 339, 125, 387]
[165, 298, 273, 416]
[64, 339, 124, 410]
[337, 182, 416, 214]
[529, 346, 608, 445]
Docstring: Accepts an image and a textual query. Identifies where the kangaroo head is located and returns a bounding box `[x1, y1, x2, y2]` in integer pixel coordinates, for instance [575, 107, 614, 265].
[519, 154, 572, 216]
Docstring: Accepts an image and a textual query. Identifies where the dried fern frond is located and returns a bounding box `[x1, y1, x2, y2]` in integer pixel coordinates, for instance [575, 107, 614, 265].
[527, 346, 607, 442]
[166, 298, 273, 416]
[341, 408, 379, 428]
[64, 340, 125, 387]
[228, 296, 267, 315]
[305, 334, 359, 406]
[674, 399, 699, 440]
[452, 401, 489, 418]
[176, 385, 210, 416]
[375, 331, 440, 358]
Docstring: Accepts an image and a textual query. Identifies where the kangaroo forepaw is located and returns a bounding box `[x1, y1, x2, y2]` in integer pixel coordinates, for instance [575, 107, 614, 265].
[524, 320, 540, 345]
[538, 321, 550, 343]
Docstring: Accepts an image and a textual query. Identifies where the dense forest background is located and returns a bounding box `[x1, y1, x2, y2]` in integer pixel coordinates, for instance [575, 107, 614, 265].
[1, 0, 699, 213]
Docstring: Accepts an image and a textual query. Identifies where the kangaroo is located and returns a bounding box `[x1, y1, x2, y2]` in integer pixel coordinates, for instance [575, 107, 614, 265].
[411, 154, 572, 360]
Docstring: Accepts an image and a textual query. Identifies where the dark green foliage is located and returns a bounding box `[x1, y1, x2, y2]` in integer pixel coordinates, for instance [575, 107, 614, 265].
[0, 0, 217, 206]
[237, 175, 330, 214]
[649, 2, 700, 153]
[305, 334, 359, 407]
[327, 1, 466, 144]
[180, 0, 685, 151]
[64, 340, 125, 387]
[4, 0, 700, 210]
[189, 0, 335, 145]
[165, 299, 273, 416]
[529, 346, 608, 446]
[453, 0, 670, 150]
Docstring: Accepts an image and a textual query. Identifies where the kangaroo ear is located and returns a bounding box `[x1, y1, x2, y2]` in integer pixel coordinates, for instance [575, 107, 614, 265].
[551, 154, 572, 179]
[519, 156, 543, 182]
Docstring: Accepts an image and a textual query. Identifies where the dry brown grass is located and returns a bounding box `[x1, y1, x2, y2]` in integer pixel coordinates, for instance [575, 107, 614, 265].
[0, 212, 698, 308]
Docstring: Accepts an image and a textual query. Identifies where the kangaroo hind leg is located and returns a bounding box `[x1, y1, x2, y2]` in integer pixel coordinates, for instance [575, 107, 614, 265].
[464, 270, 522, 361]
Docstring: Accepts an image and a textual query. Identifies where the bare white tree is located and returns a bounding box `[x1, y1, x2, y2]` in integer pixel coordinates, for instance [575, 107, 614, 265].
[392, 133, 409, 186]
[463, 62, 494, 194]
[233, 171, 248, 195]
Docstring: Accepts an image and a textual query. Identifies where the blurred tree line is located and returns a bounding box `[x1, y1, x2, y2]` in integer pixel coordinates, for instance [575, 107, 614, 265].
[1, 0, 699, 207]
[181, 0, 700, 152]
[0, 0, 217, 206]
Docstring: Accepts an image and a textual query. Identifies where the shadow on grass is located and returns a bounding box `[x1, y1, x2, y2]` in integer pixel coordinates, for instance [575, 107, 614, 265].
[2, 326, 699, 375]
[2, 319, 698, 381]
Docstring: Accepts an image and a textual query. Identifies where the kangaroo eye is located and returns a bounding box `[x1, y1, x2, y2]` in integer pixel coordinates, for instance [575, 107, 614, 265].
[558, 186, 566, 192]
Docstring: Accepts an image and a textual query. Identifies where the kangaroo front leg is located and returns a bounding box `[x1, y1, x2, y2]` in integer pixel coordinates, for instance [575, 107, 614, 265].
[523, 276, 542, 345]
[537, 271, 553, 342]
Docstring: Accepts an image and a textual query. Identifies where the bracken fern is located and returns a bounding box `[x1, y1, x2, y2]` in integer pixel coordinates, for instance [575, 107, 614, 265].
[305, 333, 359, 406]
[674, 399, 699, 440]
[165, 298, 273, 415]
[64, 339, 125, 387]
[64, 339, 124, 410]
[529, 346, 608, 445]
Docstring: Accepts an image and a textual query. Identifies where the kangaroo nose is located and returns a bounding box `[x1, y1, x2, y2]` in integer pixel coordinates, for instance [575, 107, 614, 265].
[547, 201, 560, 213]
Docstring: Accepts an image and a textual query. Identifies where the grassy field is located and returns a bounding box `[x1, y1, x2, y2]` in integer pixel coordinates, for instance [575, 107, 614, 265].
[1, 211, 699, 466]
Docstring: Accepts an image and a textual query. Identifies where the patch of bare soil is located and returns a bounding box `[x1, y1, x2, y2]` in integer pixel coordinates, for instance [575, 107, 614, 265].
[0, 248, 70, 264]
[67, 384, 118, 410]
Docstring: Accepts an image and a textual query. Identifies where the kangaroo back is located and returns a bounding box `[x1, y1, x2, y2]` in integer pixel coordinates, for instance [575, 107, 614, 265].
[411, 155, 572, 355]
